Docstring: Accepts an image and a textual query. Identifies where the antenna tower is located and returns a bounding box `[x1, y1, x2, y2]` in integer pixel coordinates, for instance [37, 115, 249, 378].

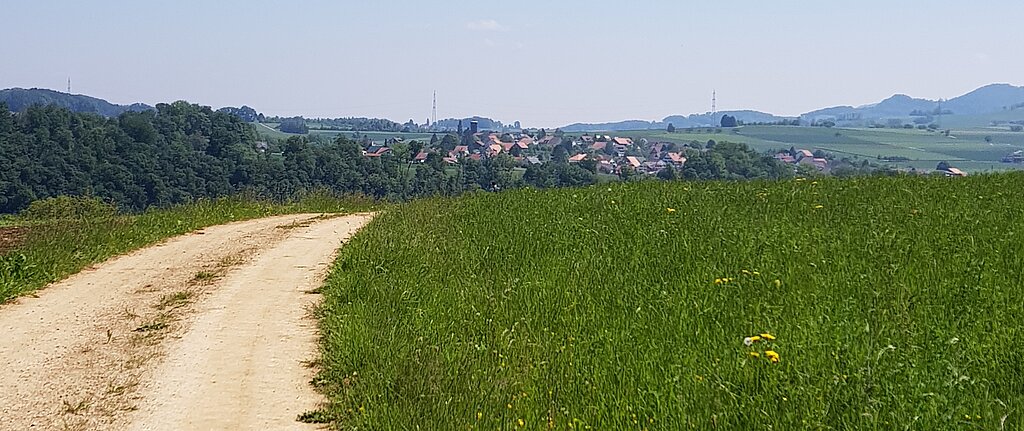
[67, 78, 71, 94]
[711, 90, 717, 118]
[431, 91, 437, 130]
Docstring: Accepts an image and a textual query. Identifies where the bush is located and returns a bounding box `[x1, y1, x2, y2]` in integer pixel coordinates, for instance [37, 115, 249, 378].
[20, 196, 118, 221]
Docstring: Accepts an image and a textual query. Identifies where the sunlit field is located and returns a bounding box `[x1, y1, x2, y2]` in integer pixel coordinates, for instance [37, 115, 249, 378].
[313, 173, 1024, 429]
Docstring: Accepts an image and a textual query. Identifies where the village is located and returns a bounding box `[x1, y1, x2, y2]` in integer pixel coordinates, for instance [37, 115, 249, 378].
[360, 120, 978, 178]
[360, 120, 845, 177]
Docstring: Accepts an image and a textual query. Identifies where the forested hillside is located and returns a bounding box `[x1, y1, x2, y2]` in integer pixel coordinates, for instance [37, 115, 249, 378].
[0, 102, 433, 213]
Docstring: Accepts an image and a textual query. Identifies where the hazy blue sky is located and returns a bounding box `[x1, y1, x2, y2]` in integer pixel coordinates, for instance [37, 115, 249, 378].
[3, 1, 1022, 127]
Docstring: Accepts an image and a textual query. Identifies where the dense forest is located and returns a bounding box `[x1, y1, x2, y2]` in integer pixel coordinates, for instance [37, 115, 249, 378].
[0, 101, 797, 214]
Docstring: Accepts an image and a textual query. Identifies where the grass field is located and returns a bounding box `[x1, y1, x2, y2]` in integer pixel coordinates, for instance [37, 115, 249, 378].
[0, 193, 380, 304]
[613, 126, 1024, 173]
[253, 123, 434, 145]
[312, 174, 1024, 429]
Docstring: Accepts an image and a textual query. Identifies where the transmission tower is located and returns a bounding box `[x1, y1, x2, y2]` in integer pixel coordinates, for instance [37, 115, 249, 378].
[431, 91, 437, 130]
[711, 90, 717, 121]
[67, 78, 71, 94]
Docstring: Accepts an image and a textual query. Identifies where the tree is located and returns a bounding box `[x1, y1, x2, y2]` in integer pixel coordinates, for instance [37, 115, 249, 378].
[657, 166, 677, 180]
[666, 123, 676, 133]
[430, 133, 439, 147]
[278, 117, 308, 134]
[439, 134, 459, 151]
[721, 115, 738, 128]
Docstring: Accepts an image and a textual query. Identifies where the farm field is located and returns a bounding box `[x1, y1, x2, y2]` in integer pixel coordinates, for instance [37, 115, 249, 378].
[609, 126, 1024, 173]
[311, 173, 1024, 429]
[254, 122, 435, 144]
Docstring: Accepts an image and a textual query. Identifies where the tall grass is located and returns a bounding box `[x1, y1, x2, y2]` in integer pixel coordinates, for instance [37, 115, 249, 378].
[314, 174, 1024, 429]
[0, 192, 380, 303]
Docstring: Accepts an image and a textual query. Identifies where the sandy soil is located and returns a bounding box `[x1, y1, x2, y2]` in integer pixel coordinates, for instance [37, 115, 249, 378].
[0, 213, 373, 430]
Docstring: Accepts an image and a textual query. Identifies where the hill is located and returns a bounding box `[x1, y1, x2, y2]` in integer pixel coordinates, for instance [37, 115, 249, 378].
[0, 88, 152, 117]
[803, 84, 1024, 123]
[562, 111, 793, 132]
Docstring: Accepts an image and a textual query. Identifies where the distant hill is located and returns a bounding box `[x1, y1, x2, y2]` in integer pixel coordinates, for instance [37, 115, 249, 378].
[0, 88, 153, 117]
[662, 110, 794, 128]
[561, 120, 661, 133]
[802, 84, 1024, 123]
[562, 111, 793, 132]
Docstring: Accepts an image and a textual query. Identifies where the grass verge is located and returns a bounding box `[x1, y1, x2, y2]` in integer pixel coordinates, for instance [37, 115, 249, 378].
[313, 173, 1024, 429]
[0, 192, 381, 303]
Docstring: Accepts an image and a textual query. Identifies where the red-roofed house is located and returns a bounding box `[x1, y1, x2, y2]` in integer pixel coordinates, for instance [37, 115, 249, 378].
[363, 146, 392, 157]
[663, 152, 687, 166]
[568, 154, 587, 163]
[414, 151, 430, 162]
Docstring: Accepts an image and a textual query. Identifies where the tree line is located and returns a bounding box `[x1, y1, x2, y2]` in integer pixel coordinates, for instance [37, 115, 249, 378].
[0, 101, 799, 214]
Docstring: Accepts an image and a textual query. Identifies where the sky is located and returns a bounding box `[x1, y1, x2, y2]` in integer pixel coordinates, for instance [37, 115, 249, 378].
[3, 0, 1023, 128]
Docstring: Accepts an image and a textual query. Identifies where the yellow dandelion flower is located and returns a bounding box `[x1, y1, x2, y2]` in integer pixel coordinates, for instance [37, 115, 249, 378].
[749, 352, 760, 358]
[752, 271, 760, 276]
[765, 350, 780, 363]
[667, 208, 677, 213]
[477, 412, 483, 420]
[518, 418, 525, 427]
[741, 269, 751, 275]
[760, 333, 776, 341]
[507, 403, 512, 409]
[774, 279, 782, 288]
[796, 177, 806, 182]
[814, 205, 824, 209]
[743, 335, 761, 346]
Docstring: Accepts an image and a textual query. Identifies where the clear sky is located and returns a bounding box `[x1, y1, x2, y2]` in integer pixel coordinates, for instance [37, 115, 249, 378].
[3, 0, 1022, 128]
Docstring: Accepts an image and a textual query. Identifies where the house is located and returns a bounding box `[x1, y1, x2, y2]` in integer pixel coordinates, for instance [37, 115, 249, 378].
[942, 167, 968, 177]
[487, 144, 503, 156]
[662, 152, 687, 166]
[413, 151, 430, 163]
[590, 142, 608, 151]
[363, 146, 392, 157]
[774, 153, 797, 164]
[796, 149, 815, 160]
[1002, 150, 1024, 163]
[525, 156, 543, 165]
[612, 137, 633, 147]
[799, 157, 828, 170]
[568, 153, 588, 163]
[625, 156, 643, 168]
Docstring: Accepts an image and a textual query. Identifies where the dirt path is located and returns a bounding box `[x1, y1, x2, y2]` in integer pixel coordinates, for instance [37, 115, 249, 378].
[0, 213, 373, 430]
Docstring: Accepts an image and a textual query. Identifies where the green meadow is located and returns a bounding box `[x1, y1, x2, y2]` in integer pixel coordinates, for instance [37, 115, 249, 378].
[620, 126, 1024, 173]
[313, 174, 1024, 429]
